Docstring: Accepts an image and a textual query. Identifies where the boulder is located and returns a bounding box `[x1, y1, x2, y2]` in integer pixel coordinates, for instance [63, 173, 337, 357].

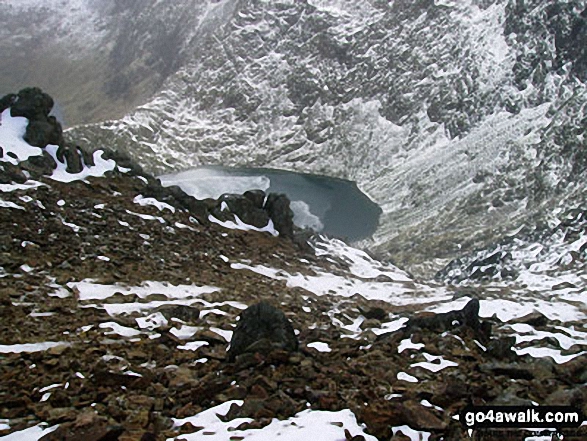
[215, 193, 271, 228]
[265, 193, 294, 239]
[56, 145, 84, 174]
[228, 301, 298, 362]
[24, 117, 63, 148]
[10, 87, 54, 121]
[7, 88, 65, 148]
[20, 151, 57, 177]
[0, 93, 16, 113]
[39, 411, 124, 441]
[243, 189, 266, 209]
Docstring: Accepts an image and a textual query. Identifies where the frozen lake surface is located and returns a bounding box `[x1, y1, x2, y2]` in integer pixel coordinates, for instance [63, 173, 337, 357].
[159, 166, 381, 242]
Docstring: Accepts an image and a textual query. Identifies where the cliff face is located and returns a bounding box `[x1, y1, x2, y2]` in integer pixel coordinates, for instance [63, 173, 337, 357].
[56, 0, 587, 274]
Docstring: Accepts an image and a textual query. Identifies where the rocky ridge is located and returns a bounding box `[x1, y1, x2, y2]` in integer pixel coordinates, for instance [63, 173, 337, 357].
[0, 89, 586, 440]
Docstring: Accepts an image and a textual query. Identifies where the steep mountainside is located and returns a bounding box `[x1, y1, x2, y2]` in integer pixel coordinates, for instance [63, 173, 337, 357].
[1, 88, 586, 441]
[62, 0, 587, 276]
[0, 0, 235, 125]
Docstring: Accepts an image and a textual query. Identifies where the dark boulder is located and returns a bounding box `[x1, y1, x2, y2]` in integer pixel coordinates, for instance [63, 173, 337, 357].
[243, 189, 266, 209]
[56, 145, 84, 174]
[214, 193, 271, 229]
[265, 193, 294, 239]
[10, 87, 54, 121]
[24, 117, 63, 148]
[0, 163, 28, 184]
[102, 148, 144, 175]
[486, 336, 517, 361]
[7, 88, 65, 148]
[143, 181, 209, 223]
[228, 301, 298, 362]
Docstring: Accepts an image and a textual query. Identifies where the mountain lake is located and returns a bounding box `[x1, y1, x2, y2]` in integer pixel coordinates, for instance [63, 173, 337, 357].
[159, 166, 381, 242]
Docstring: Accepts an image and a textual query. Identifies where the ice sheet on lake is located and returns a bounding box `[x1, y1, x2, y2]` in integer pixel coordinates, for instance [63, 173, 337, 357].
[159, 168, 270, 200]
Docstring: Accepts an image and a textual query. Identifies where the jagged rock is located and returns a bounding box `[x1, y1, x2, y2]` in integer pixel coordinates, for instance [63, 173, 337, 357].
[228, 301, 298, 362]
[265, 193, 294, 239]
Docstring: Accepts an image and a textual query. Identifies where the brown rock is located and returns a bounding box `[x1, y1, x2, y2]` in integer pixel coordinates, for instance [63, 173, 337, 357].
[40, 411, 124, 441]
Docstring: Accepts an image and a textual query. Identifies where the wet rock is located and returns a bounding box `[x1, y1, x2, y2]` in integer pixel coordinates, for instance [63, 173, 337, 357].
[228, 301, 298, 362]
[264, 193, 294, 239]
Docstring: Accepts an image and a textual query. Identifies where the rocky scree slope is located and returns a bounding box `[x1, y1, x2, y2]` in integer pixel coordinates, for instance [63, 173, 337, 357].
[65, 0, 587, 277]
[1, 89, 587, 440]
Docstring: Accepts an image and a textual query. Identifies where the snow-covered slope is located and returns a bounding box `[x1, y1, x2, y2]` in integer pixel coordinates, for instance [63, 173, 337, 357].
[65, 0, 587, 277]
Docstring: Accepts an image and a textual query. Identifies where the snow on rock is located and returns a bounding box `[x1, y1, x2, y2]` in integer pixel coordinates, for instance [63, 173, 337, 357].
[0, 423, 59, 441]
[133, 195, 176, 213]
[168, 401, 377, 441]
[209, 214, 279, 237]
[69, 280, 219, 302]
[231, 237, 450, 304]
[44, 146, 117, 183]
[307, 342, 332, 352]
[0, 342, 70, 354]
[0, 109, 43, 164]
[410, 353, 459, 373]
